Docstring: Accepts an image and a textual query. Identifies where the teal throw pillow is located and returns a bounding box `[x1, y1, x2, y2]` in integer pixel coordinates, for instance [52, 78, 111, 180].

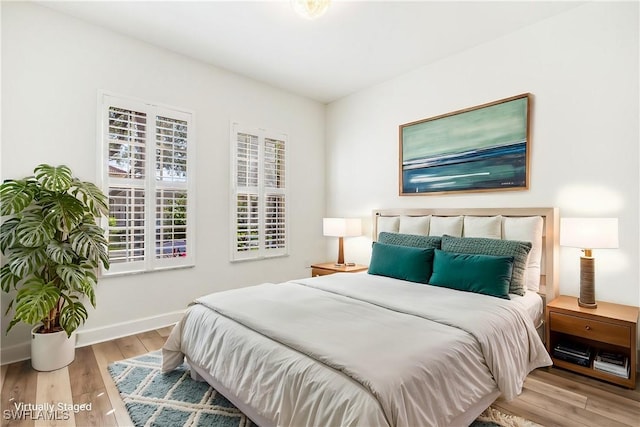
[368, 242, 434, 284]
[441, 235, 531, 296]
[378, 232, 441, 249]
[429, 249, 513, 299]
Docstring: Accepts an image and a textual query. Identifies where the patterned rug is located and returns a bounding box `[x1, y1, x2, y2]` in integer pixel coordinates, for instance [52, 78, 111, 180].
[108, 351, 538, 427]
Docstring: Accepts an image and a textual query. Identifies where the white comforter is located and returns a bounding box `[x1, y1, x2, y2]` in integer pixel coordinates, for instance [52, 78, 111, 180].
[163, 273, 551, 427]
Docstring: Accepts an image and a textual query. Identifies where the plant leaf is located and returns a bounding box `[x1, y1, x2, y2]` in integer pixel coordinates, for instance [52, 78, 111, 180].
[8, 246, 47, 278]
[59, 295, 88, 337]
[0, 264, 20, 292]
[40, 192, 85, 233]
[17, 210, 56, 248]
[6, 317, 20, 334]
[0, 179, 35, 216]
[70, 180, 109, 218]
[11, 278, 59, 330]
[69, 222, 109, 269]
[34, 164, 72, 192]
[56, 263, 97, 307]
[0, 217, 21, 254]
[45, 241, 76, 265]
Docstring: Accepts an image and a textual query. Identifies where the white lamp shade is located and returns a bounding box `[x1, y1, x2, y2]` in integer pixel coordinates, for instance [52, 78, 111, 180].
[323, 218, 361, 237]
[560, 218, 619, 249]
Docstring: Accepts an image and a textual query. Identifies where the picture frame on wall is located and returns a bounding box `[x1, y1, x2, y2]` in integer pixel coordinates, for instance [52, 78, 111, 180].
[399, 93, 531, 196]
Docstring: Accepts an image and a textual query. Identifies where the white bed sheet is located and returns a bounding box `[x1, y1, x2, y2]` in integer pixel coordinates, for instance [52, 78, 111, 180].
[163, 273, 551, 427]
[318, 272, 545, 333]
[188, 360, 501, 427]
[510, 291, 544, 327]
[336, 271, 544, 327]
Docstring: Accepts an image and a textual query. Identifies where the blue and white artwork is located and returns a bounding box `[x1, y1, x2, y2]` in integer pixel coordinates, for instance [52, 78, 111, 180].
[400, 94, 530, 195]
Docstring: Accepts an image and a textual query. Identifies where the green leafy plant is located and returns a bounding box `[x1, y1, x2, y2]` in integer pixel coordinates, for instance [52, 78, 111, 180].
[1, 164, 109, 336]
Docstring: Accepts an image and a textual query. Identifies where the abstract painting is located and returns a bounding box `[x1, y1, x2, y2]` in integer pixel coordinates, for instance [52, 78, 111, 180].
[400, 93, 530, 195]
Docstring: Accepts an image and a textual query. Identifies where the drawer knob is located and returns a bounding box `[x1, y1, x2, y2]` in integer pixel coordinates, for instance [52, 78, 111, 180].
[585, 325, 591, 331]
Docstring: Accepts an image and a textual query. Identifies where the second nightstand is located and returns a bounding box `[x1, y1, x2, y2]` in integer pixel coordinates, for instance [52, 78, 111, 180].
[546, 295, 638, 388]
[310, 262, 368, 277]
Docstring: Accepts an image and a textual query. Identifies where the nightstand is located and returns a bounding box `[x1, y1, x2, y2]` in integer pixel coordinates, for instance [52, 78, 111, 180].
[546, 295, 638, 388]
[310, 262, 368, 277]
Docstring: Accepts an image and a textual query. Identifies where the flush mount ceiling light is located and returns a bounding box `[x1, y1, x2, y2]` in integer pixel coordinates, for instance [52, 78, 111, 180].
[291, 0, 331, 20]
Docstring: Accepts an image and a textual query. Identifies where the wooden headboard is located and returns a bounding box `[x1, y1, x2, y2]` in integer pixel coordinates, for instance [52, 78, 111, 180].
[371, 207, 559, 303]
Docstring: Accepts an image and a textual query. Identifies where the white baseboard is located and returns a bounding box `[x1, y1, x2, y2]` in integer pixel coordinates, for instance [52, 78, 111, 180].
[1, 310, 185, 366]
[1, 342, 31, 366]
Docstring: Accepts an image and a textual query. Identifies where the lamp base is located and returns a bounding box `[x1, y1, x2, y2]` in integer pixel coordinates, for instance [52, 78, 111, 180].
[578, 299, 598, 309]
[578, 255, 597, 309]
[336, 236, 345, 266]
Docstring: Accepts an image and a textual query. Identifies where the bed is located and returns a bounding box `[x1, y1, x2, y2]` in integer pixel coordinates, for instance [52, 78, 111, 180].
[163, 207, 559, 427]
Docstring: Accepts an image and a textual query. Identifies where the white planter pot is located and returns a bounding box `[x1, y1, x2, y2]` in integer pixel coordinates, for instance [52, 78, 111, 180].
[31, 326, 76, 371]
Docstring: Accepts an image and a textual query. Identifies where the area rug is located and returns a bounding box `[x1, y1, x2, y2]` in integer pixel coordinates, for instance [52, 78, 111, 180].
[108, 351, 539, 427]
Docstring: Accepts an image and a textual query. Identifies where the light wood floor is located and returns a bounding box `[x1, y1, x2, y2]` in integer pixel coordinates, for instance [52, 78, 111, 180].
[1, 327, 638, 427]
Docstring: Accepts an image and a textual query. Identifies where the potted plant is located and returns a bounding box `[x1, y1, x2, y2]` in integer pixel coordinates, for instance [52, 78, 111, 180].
[0, 164, 109, 371]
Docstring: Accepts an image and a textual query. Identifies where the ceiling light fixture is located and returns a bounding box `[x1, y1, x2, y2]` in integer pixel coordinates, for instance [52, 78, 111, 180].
[291, 0, 331, 20]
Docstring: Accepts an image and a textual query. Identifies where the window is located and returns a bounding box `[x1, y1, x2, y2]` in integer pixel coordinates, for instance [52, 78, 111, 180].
[99, 93, 194, 275]
[231, 123, 287, 261]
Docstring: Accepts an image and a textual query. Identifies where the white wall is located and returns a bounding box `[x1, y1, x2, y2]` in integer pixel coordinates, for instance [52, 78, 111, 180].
[1, 2, 326, 361]
[326, 2, 639, 308]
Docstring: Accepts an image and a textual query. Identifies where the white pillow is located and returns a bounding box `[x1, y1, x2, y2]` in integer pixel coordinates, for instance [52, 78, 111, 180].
[377, 216, 399, 238]
[429, 216, 463, 237]
[399, 215, 430, 235]
[503, 216, 544, 292]
[463, 216, 502, 239]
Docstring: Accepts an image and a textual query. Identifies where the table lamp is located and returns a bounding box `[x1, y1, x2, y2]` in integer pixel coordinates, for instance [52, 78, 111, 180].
[560, 218, 619, 308]
[323, 218, 361, 266]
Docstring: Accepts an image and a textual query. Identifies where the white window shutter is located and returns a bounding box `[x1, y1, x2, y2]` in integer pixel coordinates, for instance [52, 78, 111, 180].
[231, 124, 288, 261]
[263, 137, 286, 256]
[236, 193, 260, 254]
[107, 187, 146, 267]
[236, 132, 259, 188]
[264, 194, 286, 251]
[100, 93, 195, 275]
[107, 106, 147, 180]
[155, 115, 188, 183]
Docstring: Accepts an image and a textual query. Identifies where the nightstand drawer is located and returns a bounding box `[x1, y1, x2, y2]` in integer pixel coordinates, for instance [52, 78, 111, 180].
[311, 268, 334, 277]
[549, 312, 630, 347]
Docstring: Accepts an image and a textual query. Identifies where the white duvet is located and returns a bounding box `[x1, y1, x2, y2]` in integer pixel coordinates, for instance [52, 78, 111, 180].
[163, 273, 551, 427]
